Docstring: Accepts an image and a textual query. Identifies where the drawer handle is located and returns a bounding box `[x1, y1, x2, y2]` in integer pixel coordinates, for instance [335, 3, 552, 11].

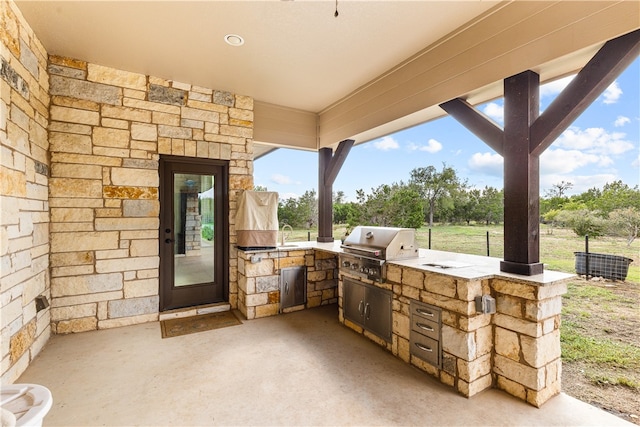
[416, 308, 434, 317]
[416, 322, 434, 332]
[415, 343, 433, 352]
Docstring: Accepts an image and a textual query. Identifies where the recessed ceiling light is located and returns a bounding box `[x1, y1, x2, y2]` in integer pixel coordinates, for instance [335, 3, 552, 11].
[224, 34, 245, 46]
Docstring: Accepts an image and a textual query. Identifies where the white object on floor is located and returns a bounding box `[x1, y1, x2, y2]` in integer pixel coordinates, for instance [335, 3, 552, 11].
[0, 384, 52, 427]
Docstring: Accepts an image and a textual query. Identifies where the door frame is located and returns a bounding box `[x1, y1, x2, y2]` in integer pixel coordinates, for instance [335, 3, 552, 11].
[158, 155, 229, 311]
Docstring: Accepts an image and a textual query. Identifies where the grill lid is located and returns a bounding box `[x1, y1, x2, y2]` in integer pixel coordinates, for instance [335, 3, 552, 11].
[341, 226, 418, 261]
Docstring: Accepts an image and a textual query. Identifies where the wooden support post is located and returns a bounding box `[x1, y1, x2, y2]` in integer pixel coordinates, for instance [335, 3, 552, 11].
[317, 140, 354, 242]
[500, 71, 543, 275]
[440, 29, 640, 275]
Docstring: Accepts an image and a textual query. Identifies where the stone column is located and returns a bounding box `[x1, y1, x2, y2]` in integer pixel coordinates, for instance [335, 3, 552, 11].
[491, 278, 567, 407]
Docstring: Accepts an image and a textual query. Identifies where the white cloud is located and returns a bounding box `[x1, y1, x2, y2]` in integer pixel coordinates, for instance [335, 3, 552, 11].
[602, 81, 622, 104]
[632, 153, 640, 168]
[279, 192, 299, 201]
[554, 126, 634, 156]
[540, 173, 617, 195]
[482, 102, 504, 124]
[468, 152, 503, 176]
[614, 115, 630, 127]
[540, 75, 574, 98]
[374, 136, 399, 151]
[407, 138, 443, 153]
[270, 173, 293, 185]
[540, 149, 601, 174]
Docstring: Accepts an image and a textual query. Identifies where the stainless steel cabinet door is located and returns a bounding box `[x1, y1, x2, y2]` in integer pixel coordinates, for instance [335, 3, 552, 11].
[280, 267, 306, 309]
[364, 286, 392, 342]
[343, 278, 366, 327]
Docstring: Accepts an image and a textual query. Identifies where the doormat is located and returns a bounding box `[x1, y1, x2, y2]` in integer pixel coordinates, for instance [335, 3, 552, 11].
[161, 310, 242, 339]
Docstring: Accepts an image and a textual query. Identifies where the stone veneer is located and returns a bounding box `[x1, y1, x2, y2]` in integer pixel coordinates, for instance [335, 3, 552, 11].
[237, 249, 338, 319]
[1, 0, 52, 383]
[340, 263, 568, 407]
[1, 0, 254, 382]
[47, 54, 253, 333]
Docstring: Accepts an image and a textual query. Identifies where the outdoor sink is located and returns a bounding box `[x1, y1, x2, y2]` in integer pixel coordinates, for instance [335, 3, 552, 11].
[277, 244, 299, 249]
[422, 261, 475, 269]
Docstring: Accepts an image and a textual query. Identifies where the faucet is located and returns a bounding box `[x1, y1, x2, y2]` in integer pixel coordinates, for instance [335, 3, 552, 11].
[281, 224, 293, 245]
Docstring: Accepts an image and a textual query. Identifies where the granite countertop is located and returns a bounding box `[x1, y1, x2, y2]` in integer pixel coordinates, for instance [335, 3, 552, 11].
[239, 242, 574, 285]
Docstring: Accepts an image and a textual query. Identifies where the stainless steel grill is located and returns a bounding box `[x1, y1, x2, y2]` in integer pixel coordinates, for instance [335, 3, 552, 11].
[339, 226, 418, 281]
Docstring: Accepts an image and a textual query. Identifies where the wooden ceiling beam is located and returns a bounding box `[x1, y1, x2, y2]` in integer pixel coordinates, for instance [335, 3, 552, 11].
[530, 29, 640, 156]
[439, 98, 504, 155]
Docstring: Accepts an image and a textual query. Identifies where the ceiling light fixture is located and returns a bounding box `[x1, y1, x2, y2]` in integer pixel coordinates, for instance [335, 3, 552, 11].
[224, 34, 244, 46]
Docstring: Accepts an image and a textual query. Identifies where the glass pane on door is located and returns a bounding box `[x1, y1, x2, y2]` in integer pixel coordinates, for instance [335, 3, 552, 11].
[173, 173, 215, 287]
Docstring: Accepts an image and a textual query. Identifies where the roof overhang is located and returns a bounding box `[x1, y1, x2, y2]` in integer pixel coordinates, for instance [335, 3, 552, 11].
[15, 1, 640, 157]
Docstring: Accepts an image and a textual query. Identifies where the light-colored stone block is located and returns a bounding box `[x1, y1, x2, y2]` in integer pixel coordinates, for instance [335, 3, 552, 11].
[49, 178, 102, 198]
[424, 274, 456, 297]
[131, 123, 158, 141]
[102, 105, 151, 123]
[50, 303, 97, 321]
[129, 240, 158, 257]
[87, 63, 147, 90]
[494, 313, 542, 338]
[520, 329, 561, 368]
[51, 273, 123, 297]
[50, 106, 99, 125]
[494, 354, 544, 390]
[442, 324, 476, 360]
[495, 326, 520, 361]
[93, 127, 130, 148]
[55, 317, 98, 334]
[50, 132, 92, 154]
[95, 256, 159, 273]
[108, 296, 159, 318]
[51, 231, 119, 253]
[110, 168, 159, 187]
[123, 278, 158, 298]
[524, 296, 563, 321]
[95, 217, 159, 231]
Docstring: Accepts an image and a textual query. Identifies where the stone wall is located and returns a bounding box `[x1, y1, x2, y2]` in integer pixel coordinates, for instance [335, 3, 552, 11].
[1, 0, 51, 383]
[47, 56, 254, 333]
[339, 263, 568, 407]
[237, 248, 338, 319]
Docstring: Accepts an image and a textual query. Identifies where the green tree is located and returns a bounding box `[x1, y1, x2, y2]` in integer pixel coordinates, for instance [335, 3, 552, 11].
[556, 209, 605, 238]
[476, 186, 503, 225]
[590, 181, 640, 215]
[607, 207, 640, 246]
[387, 187, 424, 228]
[409, 163, 462, 227]
[297, 190, 318, 228]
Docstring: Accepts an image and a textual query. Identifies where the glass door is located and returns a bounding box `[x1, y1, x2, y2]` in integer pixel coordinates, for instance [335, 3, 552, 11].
[159, 157, 228, 311]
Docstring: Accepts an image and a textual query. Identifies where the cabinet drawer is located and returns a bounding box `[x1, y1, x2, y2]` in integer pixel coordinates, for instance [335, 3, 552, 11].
[411, 317, 439, 341]
[410, 330, 440, 366]
[411, 302, 441, 323]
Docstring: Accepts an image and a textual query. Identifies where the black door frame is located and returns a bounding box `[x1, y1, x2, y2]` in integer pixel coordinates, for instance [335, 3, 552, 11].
[158, 155, 229, 311]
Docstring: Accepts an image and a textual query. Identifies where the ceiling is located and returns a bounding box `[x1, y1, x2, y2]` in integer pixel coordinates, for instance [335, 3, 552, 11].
[14, 1, 498, 112]
[14, 1, 640, 158]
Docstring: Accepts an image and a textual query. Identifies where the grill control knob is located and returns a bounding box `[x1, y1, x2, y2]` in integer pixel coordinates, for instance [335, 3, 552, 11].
[351, 263, 358, 270]
[342, 260, 350, 268]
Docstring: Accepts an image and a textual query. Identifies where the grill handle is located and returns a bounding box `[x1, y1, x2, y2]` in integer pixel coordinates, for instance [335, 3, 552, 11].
[340, 245, 382, 258]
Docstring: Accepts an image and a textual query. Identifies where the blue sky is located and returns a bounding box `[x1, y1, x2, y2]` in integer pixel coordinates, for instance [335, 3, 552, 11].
[255, 57, 639, 202]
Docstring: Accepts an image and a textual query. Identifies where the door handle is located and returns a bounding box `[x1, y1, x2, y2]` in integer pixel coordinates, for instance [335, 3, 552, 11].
[165, 238, 173, 243]
[358, 300, 364, 317]
[364, 303, 371, 320]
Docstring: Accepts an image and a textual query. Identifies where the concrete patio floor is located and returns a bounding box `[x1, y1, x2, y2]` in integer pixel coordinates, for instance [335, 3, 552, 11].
[16, 304, 633, 426]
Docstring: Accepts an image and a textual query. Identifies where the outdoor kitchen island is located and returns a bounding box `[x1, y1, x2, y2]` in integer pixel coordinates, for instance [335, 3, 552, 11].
[237, 240, 573, 408]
